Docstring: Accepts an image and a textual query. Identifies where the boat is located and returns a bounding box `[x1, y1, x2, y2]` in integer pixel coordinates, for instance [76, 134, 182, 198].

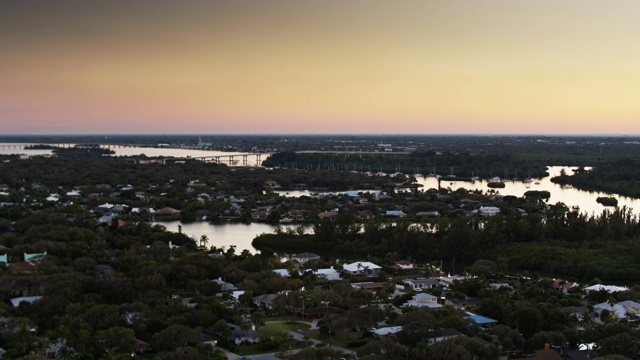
[562, 184, 573, 189]
[534, 181, 540, 185]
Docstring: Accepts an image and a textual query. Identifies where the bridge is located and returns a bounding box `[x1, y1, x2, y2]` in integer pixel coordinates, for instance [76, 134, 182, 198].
[193, 153, 272, 166]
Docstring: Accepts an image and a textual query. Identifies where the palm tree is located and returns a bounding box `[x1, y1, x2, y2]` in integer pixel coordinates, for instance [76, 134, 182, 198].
[199, 234, 209, 249]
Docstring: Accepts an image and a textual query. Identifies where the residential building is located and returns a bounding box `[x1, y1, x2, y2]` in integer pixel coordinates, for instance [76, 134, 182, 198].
[342, 261, 382, 277]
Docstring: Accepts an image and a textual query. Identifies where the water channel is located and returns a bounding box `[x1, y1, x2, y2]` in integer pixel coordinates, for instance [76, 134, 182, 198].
[2, 143, 639, 254]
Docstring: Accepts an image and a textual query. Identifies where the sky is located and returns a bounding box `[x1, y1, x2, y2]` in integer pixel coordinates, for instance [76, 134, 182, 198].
[2, 0, 640, 135]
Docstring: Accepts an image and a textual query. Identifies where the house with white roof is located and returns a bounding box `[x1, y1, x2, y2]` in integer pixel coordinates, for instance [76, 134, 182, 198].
[313, 267, 341, 281]
[371, 326, 403, 337]
[476, 206, 500, 216]
[593, 300, 640, 320]
[404, 293, 443, 308]
[343, 261, 382, 277]
[584, 284, 629, 293]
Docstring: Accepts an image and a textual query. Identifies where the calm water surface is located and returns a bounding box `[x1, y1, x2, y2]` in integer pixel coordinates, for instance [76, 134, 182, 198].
[153, 221, 313, 254]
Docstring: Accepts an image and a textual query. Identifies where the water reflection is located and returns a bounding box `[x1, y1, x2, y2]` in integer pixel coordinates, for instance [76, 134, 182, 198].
[411, 166, 640, 216]
[153, 221, 314, 254]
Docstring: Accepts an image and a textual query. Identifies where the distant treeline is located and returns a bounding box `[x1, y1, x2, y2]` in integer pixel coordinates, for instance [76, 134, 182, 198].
[552, 161, 640, 198]
[263, 151, 549, 180]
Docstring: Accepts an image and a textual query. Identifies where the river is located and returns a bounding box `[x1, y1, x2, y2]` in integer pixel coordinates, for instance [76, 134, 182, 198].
[2, 143, 639, 254]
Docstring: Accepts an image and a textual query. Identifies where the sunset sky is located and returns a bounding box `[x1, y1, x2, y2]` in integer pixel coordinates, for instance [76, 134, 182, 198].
[2, 1, 640, 135]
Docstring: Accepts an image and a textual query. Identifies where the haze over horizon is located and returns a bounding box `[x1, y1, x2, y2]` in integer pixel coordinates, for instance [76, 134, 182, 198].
[2, 1, 640, 135]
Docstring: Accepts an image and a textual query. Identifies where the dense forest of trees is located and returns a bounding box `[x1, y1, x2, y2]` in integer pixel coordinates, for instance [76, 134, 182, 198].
[254, 205, 640, 281]
[552, 162, 640, 198]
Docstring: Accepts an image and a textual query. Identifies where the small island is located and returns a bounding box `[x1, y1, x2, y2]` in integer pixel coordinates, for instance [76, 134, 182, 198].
[597, 196, 618, 207]
[487, 181, 505, 188]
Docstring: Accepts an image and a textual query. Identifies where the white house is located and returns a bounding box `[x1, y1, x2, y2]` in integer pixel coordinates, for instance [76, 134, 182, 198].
[477, 206, 500, 216]
[313, 267, 341, 281]
[343, 261, 382, 277]
[584, 284, 629, 293]
[405, 293, 442, 308]
[593, 300, 640, 320]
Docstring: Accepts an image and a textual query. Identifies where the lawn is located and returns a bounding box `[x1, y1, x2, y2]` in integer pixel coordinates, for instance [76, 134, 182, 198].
[305, 329, 372, 351]
[260, 321, 311, 336]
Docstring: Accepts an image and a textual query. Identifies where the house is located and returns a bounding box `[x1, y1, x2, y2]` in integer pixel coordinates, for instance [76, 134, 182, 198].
[584, 284, 628, 293]
[0, 255, 7, 265]
[24, 252, 46, 262]
[273, 269, 293, 277]
[251, 210, 270, 220]
[313, 267, 341, 281]
[416, 211, 441, 218]
[134, 338, 150, 354]
[464, 312, 498, 328]
[476, 206, 500, 216]
[447, 297, 481, 310]
[354, 210, 375, 220]
[342, 262, 382, 277]
[404, 293, 442, 308]
[286, 210, 306, 221]
[211, 278, 237, 292]
[552, 279, 577, 294]
[593, 300, 640, 320]
[228, 324, 260, 345]
[351, 282, 388, 292]
[96, 203, 115, 212]
[384, 210, 406, 218]
[230, 290, 245, 303]
[393, 260, 416, 270]
[252, 294, 279, 309]
[426, 328, 463, 345]
[370, 326, 403, 337]
[10, 296, 43, 307]
[154, 207, 181, 218]
[292, 252, 320, 264]
[263, 179, 281, 189]
[403, 278, 439, 291]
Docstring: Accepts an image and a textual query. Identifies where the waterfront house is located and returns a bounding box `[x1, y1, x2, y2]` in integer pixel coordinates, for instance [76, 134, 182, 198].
[154, 207, 181, 219]
[292, 252, 320, 264]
